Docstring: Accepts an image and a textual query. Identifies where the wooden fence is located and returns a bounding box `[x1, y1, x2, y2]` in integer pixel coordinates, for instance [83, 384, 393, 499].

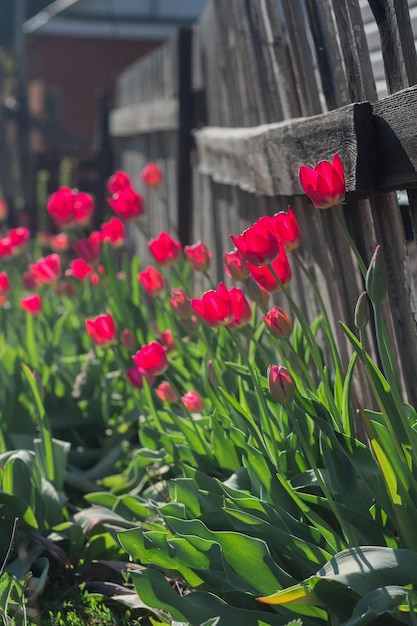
[110, 0, 417, 406]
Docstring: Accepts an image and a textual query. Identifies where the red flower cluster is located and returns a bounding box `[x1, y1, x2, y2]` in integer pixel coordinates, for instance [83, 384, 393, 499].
[29, 254, 62, 285]
[191, 282, 251, 329]
[0, 227, 30, 260]
[229, 207, 300, 292]
[107, 169, 145, 221]
[47, 187, 94, 229]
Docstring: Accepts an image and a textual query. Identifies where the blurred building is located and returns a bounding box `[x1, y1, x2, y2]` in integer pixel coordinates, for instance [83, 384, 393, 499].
[24, 0, 208, 147]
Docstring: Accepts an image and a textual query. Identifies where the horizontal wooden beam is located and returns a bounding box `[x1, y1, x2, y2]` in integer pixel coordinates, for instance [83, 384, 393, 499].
[194, 84, 417, 197]
[109, 98, 178, 137]
[194, 102, 376, 197]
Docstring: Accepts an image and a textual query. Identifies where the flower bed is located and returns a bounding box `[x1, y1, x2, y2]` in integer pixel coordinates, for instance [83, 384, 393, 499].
[0, 157, 416, 625]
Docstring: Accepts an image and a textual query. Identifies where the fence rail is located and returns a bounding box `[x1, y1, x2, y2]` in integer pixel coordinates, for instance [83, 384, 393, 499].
[110, 0, 417, 405]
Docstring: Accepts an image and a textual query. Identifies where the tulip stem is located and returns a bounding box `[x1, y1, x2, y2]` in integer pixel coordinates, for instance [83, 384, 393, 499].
[288, 402, 357, 546]
[226, 327, 280, 467]
[333, 205, 367, 278]
[267, 264, 343, 431]
[293, 252, 344, 405]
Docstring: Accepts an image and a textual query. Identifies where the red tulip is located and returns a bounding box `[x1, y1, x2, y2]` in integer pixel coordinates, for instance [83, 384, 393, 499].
[0, 271, 11, 305]
[107, 170, 132, 194]
[265, 207, 300, 252]
[224, 249, 250, 281]
[230, 217, 280, 266]
[72, 232, 101, 263]
[9, 227, 30, 250]
[100, 217, 125, 248]
[85, 313, 117, 347]
[248, 247, 292, 293]
[267, 365, 295, 405]
[49, 233, 70, 253]
[132, 341, 168, 376]
[182, 390, 204, 413]
[155, 381, 178, 403]
[299, 153, 345, 209]
[184, 241, 211, 272]
[20, 293, 42, 315]
[191, 282, 234, 328]
[68, 258, 95, 281]
[29, 254, 62, 284]
[0, 237, 13, 259]
[140, 163, 163, 187]
[263, 306, 292, 338]
[228, 287, 252, 329]
[73, 191, 94, 226]
[148, 232, 181, 266]
[47, 187, 76, 228]
[160, 329, 175, 351]
[169, 288, 193, 318]
[138, 266, 166, 296]
[108, 186, 145, 221]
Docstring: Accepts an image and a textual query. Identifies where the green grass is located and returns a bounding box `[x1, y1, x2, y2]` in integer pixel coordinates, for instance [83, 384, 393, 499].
[27, 582, 143, 626]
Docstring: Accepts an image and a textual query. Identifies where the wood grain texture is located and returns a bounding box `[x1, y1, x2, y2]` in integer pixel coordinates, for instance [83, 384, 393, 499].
[194, 101, 376, 196]
[195, 84, 417, 196]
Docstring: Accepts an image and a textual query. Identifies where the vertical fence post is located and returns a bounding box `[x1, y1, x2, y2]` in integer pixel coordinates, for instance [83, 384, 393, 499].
[94, 92, 113, 229]
[176, 27, 193, 246]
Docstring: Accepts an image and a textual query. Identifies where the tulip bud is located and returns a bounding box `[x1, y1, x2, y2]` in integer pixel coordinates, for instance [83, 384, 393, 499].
[121, 328, 136, 351]
[263, 306, 292, 339]
[207, 360, 219, 388]
[365, 245, 387, 304]
[267, 365, 295, 406]
[354, 291, 370, 330]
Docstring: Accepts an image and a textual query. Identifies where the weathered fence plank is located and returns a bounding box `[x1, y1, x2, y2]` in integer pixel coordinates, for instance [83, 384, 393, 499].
[110, 99, 178, 137]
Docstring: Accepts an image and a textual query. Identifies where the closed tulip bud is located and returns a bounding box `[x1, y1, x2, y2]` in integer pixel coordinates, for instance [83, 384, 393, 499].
[121, 328, 136, 351]
[207, 360, 219, 388]
[354, 291, 370, 330]
[155, 381, 178, 403]
[267, 365, 295, 406]
[263, 306, 292, 338]
[182, 390, 204, 413]
[366, 245, 387, 304]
